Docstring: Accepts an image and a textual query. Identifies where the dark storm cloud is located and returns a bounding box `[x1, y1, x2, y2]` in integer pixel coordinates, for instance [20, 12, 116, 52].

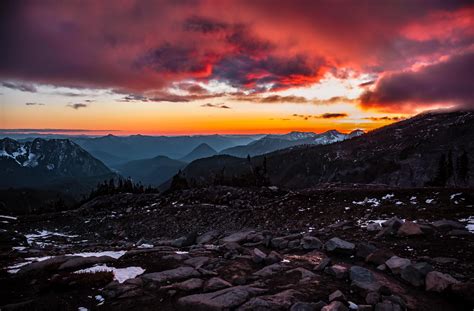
[201, 103, 231, 109]
[360, 51, 474, 112]
[183, 16, 228, 33]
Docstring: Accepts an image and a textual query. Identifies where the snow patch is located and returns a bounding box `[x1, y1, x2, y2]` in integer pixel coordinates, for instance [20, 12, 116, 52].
[0, 214, 17, 220]
[75, 265, 145, 283]
[382, 194, 395, 200]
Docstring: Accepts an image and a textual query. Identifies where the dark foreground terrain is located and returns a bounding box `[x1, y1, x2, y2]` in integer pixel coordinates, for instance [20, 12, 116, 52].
[1, 186, 473, 310]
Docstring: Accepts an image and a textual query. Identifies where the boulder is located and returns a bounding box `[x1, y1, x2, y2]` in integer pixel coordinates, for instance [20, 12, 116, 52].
[397, 221, 423, 236]
[356, 243, 377, 259]
[382, 217, 403, 230]
[252, 248, 267, 264]
[222, 230, 254, 244]
[367, 223, 382, 232]
[196, 230, 220, 244]
[385, 256, 411, 274]
[184, 256, 210, 269]
[291, 301, 327, 311]
[325, 264, 349, 279]
[162, 278, 203, 291]
[400, 262, 433, 287]
[178, 286, 266, 310]
[425, 271, 459, 292]
[19, 256, 79, 274]
[237, 289, 301, 310]
[205, 277, 232, 291]
[314, 257, 331, 272]
[254, 263, 289, 277]
[58, 255, 115, 270]
[324, 238, 355, 254]
[302, 236, 323, 250]
[271, 237, 289, 249]
[287, 267, 316, 280]
[366, 291, 381, 304]
[265, 251, 283, 265]
[349, 266, 380, 292]
[172, 231, 197, 247]
[141, 267, 200, 283]
[431, 220, 465, 231]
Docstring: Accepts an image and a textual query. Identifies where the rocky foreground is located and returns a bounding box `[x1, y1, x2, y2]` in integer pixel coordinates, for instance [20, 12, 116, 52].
[1, 186, 473, 310]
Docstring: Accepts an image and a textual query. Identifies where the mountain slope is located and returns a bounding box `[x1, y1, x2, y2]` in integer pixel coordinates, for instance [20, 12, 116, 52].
[0, 138, 116, 195]
[179, 143, 217, 163]
[220, 130, 364, 158]
[114, 155, 186, 186]
[183, 111, 474, 188]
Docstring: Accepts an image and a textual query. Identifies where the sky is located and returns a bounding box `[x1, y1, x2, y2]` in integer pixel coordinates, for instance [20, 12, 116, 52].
[0, 0, 473, 135]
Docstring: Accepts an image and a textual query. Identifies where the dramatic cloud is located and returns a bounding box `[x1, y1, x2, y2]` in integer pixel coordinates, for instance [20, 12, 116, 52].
[25, 102, 44, 106]
[363, 116, 406, 121]
[2, 82, 36, 92]
[67, 103, 88, 110]
[0, 0, 472, 113]
[360, 52, 474, 112]
[292, 113, 348, 120]
[201, 103, 231, 109]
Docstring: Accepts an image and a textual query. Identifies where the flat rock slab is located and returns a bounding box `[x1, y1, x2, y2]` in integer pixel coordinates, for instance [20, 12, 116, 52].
[141, 267, 200, 283]
[350, 266, 381, 292]
[237, 289, 301, 310]
[324, 238, 355, 253]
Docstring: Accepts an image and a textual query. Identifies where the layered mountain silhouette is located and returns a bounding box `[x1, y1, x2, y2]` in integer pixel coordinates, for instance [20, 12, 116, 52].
[182, 111, 474, 188]
[180, 143, 217, 163]
[113, 155, 186, 186]
[0, 138, 116, 196]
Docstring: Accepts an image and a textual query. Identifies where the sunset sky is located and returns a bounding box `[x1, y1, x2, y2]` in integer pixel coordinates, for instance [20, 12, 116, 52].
[1, 0, 473, 135]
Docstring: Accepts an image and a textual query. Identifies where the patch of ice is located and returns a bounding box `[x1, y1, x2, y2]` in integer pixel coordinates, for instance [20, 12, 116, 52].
[382, 194, 395, 200]
[459, 216, 474, 233]
[410, 196, 417, 201]
[26, 230, 79, 246]
[0, 214, 17, 220]
[395, 201, 404, 205]
[46, 163, 55, 170]
[78, 307, 89, 311]
[75, 265, 145, 283]
[450, 193, 462, 200]
[68, 250, 127, 259]
[12, 246, 26, 251]
[175, 251, 189, 255]
[425, 199, 434, 204]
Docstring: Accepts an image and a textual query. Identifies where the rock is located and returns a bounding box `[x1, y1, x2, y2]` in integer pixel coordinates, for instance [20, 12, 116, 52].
[302, 236, 323, 250]
[447, 229, 471, 236]
[237, 289, 301, 310]
[382, 217, 403, 230]
[162, 278, 203, 291]
[271, 237, 289, 249]
[451, 282, 474, 305]
[178, 285, 266, 310]
[222, 230, 254, 244]
[205, 277, 232, 291]
[252, 248, 267, 263]
[329, 290, 346, 302]
[431, 257, 458, 264]
[400, 262, 433, 287]
[288, 239, 301, 250]
[321, 301, 349, 311]
[265, 251, 283, 265]
[397, 221, 423, 236]
[291, 301, 327, 311]
[383, 295, 406, 310]
[374, 301, 401, 311]
[58, 255, 115, 270]
[350, 266, 380, 292]
[385, 256, 411, 274]
[19, 255, 79, 274]
[184, 256, 210, 269]
[254, 263, 289, 277]
[141, 267, 200, 283]
[367, 223, 382, 232]
[172, 231, 197, 247]
[425, 271, 460, 292]
[196, 230, 220, 244]
[324, 237, 355, 254]
[325, 264, 349, 279]
[287, 267, 316, 280]
[431, 220, 465, 231]
[356, 243, 377, 259]
[357, 305, 373, 311]
[0, 229, 27, 249]
[314, 257, 331, 272]
[366, 291, 380, 304]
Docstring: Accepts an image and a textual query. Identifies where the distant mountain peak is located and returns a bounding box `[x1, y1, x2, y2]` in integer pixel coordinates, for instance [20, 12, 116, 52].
[180, 143, 217, 162]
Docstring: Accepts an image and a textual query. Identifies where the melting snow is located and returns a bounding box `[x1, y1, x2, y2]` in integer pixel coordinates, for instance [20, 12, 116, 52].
[75, 265, 145, 283]
[78, 307, 89, 311]
[425, 199, 434, 204]
[382, 194, 395, 200]
[0, 215, 17, 220]
[459, 216, 474, 233]
[450, 193, 462, 200]
[25, 230, 79, 246]
[137, 243, 154, 249]
[68, 250, 127, 259]
[175, 251, 189, 255]
[352, 197, 380, 207]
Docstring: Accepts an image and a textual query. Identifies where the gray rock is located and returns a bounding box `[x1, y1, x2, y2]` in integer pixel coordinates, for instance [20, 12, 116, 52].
[350, 266, 380, 292]
[431, 220, 465, 231]
[385, 256, 411, 274]
[221, 230, 254, 244]
[287, 267, 316, 280]
[325, 264, 349, 279]
[184, 256, 210, 269]
[271, 237, 289, 249]
[374, 301, 401, 311]
[237, 289, 301, 310]
[291, 301, 327, 311]
[58, 255, 115, 270]
[162, 278, 203, 291]
[302, 236, 323, 250]
[178, 285, 266, 310]
[425, 271, 460, 292]
[314, 257, 331, 272]
[205, 277, 232, 291]
[382, 217, 403, 230]
[172, 231, 197, 247]
[196, 230, 220, 244]
[366, 249, 395, 265]
[366, 291, 380, 304]
[141, 267, 200, 283]
[252, 248, 267, 263]
[367, 222, 382, 232]
[265, 251, 283, 265]
[356, 243, 377, 259]
[19, 255, 79, 274]
[288, 239, 302, 250]
[400, 262, 433, 287]
[325, 237, 355, 253]
[254, 263, 289, 277]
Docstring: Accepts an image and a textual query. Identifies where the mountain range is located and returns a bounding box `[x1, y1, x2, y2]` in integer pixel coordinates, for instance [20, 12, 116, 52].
[182, 111, 474, 188]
